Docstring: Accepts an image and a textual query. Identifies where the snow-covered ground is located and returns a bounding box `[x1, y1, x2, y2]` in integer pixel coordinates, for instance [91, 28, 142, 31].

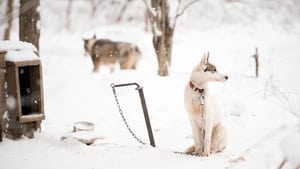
[1, 0, 300, 169]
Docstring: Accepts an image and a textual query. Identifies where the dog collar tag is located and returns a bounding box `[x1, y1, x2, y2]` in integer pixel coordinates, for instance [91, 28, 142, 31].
[200, 94, 205, 105]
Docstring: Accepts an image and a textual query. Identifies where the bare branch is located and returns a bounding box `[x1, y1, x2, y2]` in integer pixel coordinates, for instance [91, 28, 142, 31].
[116, 0, 132, 22]
[142, 0, 158, 36]
[172, 0, 201, 29]
[177, 0, 201, 18]
[142, 0, 156, 17]
[176, 0, 182, 16]
[90, 0, 104, 17]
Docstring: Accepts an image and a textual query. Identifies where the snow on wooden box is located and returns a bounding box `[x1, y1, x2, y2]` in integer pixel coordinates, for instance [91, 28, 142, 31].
[0, 40, 37, 53]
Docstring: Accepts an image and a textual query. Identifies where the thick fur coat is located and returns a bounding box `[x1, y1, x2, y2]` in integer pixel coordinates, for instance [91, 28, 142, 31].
[83, 36, 141, 73]
[184, 53, 228, 156]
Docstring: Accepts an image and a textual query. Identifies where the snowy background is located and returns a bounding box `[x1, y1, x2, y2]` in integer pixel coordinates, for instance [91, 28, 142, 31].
[1, 0, 300, 168]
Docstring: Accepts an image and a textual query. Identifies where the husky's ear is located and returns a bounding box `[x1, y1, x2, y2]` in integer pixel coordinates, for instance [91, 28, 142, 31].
[200, 52, 209, 66]
[93, 34, 96, 39]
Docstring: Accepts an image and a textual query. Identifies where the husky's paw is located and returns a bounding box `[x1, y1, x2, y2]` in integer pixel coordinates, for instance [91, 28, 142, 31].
[192, 151, 203, 156]
[202, 151, 210, 157]
[185, 145, 206, 156]
[185, 145, 195, 155]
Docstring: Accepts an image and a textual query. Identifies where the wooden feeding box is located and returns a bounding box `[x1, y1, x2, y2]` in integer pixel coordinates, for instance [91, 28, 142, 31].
[5, 60, 45, 123]
[0, 41, 45, 140]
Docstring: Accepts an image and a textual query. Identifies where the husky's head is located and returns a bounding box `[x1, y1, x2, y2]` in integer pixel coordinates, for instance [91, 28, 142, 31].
[83, 34, 97, 57]
[191, 52, 228, 85]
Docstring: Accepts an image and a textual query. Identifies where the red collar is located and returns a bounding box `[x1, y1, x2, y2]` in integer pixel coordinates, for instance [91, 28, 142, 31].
[189, 81, 205, 93]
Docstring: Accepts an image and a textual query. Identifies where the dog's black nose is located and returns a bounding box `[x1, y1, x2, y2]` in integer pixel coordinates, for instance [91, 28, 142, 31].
[225, 76, 228, 80]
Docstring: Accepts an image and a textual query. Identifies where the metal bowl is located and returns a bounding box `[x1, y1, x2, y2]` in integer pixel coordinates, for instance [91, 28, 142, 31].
[73, 121, 95, 132]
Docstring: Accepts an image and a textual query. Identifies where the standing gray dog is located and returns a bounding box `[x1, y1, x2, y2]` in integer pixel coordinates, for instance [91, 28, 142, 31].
[83, 35, 141, 73]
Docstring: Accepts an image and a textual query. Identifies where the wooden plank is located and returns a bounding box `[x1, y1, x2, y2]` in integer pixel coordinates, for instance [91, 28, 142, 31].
[5, 59, 40, 67]
[0, 52, 6, 141]
[4, 66, 23, 139]
[38, 62, 45, 116]
[20, 114, 45, 123]
[0, 51, 5, 66]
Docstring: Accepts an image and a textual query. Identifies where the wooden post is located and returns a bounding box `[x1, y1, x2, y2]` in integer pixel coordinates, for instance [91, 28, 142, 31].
[253, 47, 259, 78]
[0, 51, 6, 142]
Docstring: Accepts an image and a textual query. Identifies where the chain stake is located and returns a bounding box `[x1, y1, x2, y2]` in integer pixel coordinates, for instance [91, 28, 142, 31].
[111, 83, 156, 147]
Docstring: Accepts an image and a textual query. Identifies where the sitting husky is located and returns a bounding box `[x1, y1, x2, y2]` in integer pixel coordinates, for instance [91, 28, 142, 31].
[83, 35, 141, 73]
[184, 52, 228, 156]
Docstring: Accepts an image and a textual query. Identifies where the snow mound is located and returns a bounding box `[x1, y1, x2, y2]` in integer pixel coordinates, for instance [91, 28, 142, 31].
[280, 131, 300, 167]
[61, 131, 103, 145]
[0, 40, 37, 52]
[0, 40, 39, 62]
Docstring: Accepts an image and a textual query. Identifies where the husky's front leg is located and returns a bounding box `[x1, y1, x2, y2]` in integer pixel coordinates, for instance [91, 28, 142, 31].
[203, 120, 213, 156]
[188, 116, 204, 155]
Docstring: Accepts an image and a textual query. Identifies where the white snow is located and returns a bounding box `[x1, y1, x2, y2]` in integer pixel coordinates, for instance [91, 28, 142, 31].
[0, 40, 37, 52]
[1, 0, 300, 169]
[3, 111, 8, 120]
[5, 50, 39, 62]
[0, 40, 39, 61]
[5, 95, 17, 110]
[280, 131, 300, 168]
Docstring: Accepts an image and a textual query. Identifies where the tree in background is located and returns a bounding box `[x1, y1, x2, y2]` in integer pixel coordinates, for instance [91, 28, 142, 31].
[19, 0, 40, 52]
[90, 0, 104, 18]
[66, 0, 73, 30]
[4, 0, 13, 40]
[144, 0, 200, 76]
[116, 0, 132, 22]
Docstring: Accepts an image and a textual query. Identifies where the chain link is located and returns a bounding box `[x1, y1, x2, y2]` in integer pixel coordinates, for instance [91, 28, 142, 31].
[111, 87, 146, 145]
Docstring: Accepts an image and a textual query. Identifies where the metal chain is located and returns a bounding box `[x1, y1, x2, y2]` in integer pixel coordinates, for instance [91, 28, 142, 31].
[111, 87, 146, 145]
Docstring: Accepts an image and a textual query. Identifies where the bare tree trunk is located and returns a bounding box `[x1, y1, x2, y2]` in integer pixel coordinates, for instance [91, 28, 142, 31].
[145, 0, 200, 76]
[150, 0, 173, 76]
[19, 0, 40, 52]
[144, 8, 151, 32]
[4, 0, 13, 40]
[66, 0, 73, 30]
